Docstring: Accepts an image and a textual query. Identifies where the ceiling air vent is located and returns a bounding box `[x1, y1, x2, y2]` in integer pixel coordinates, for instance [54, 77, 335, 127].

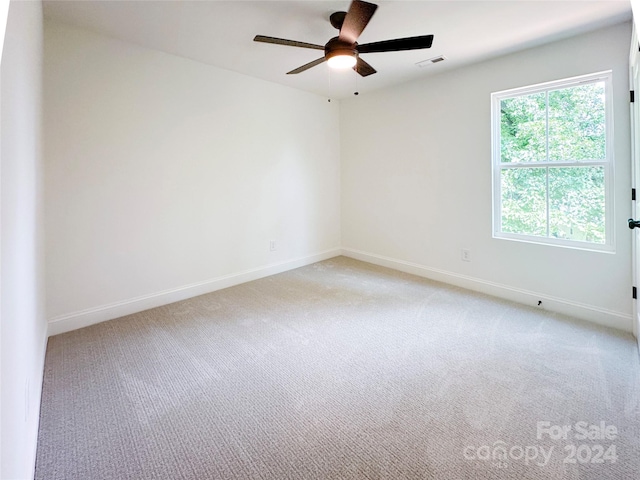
[416, 55, 446, 68]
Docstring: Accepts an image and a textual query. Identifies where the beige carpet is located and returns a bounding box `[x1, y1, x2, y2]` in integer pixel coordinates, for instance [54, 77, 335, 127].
[35, 257, 640, 479]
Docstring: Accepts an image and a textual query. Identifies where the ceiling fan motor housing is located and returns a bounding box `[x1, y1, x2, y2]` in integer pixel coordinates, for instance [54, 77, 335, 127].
[325, 36, 357, 62]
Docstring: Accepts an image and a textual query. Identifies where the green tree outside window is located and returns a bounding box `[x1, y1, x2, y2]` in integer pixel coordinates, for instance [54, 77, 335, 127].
[494, 74, 611, 248]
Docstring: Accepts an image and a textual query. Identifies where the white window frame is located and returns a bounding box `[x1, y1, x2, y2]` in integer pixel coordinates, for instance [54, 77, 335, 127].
[491, 71, 615, 252]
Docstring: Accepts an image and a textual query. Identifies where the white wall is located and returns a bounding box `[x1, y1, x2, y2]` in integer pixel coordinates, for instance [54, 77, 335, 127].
[1, 1, 47, 479]
[44, 22, 341, 334]
[341, 22, 633, 332]
[632, 0, 640, 36]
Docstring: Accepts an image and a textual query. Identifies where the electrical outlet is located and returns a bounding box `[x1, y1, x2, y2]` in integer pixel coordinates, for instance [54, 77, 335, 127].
[269, 240, 276, 251]
[461, 249, 471, 262]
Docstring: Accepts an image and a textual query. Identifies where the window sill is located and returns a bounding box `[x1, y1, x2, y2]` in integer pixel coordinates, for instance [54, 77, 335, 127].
[493, 232, 615, 254]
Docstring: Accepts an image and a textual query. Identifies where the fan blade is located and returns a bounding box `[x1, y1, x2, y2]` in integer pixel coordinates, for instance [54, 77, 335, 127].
[353, 57, 376, 77]
[287, 57, 326, 74]
[254, 35, 324, 50]
[359, 35, 434, 53]
[339, 0, 378, 44]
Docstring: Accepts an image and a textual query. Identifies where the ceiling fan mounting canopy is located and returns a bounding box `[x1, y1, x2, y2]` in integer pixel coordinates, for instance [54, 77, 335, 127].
[253, 0, 434, 77]
[329, 11, 347, 30]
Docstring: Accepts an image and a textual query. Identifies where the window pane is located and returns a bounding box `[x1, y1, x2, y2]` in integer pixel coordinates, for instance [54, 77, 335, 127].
[501, 167, 547, 236]
[549, 166, 605, 243]
[500, 93, 546, 163]
[548, 82, 605, 162]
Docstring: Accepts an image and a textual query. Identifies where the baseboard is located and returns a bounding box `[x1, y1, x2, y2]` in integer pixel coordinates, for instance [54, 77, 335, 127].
[31, 333, 48, 478]
[47, 246, 634, 336]
[48, 248, 341, 336]
[636, 313, 640, 353]
[341, 248, 634, 333]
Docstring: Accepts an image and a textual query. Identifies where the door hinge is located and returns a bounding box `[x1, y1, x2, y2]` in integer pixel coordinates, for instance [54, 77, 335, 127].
[633, 188, 636, 201]
[633, 286, 637, 299]
[632, 90, 635, 103]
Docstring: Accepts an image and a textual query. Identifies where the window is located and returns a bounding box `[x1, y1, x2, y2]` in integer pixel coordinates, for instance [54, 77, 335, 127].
[491, 71, 614, 251]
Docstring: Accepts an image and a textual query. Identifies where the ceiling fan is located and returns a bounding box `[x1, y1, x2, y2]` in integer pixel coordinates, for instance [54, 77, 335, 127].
[253, 0, 434, 77]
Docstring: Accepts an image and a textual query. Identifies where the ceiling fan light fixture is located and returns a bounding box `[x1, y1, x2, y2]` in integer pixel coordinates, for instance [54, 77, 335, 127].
[326, 51, 357, 69]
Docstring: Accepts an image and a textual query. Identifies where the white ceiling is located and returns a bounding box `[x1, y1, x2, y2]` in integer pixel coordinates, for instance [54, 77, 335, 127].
[43, 1, 632, 99]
